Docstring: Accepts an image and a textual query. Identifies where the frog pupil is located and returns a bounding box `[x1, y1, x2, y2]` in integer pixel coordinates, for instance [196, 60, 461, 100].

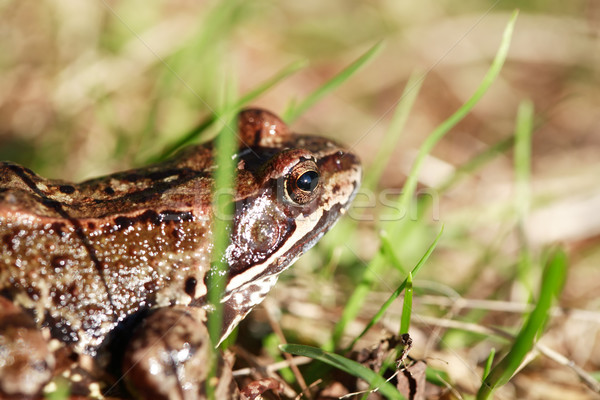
[296, 171, 319, 192]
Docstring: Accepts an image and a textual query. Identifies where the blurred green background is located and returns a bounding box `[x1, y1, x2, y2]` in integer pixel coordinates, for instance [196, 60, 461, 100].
[1, 1, 599, 398]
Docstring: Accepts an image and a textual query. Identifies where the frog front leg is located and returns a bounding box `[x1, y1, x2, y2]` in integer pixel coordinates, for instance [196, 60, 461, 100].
[0, 296, 56, 398]
[121, 306, 238, 400]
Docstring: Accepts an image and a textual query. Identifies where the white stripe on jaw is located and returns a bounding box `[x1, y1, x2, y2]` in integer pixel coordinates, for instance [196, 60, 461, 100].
[224, 206, 324, 293]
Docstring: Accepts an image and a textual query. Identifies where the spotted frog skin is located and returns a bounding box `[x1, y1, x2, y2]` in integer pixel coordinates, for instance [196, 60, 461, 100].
[0, 109, 361, 399]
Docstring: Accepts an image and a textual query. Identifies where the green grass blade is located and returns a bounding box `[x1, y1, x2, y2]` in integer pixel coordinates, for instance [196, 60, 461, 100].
[514, 100, 535, 291]
[477, 248, 568, 399]
[206, 82, 238, 399]
[283, 41, 384, 123]
[152, 60, 307, 161]
[399, 272, 413, 335]
[482, 348, 496, 381]
[207, 85, 238, 346]
[280, 344, 406, 400]
[397, 10, 518, 215]
[362, 71, 424, 192]
[344, 226, 443, 352]
[514, 99, 534, 219]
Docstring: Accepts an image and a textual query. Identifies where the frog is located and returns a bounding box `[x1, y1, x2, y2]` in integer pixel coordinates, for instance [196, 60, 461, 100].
[0, 109, 361, 399]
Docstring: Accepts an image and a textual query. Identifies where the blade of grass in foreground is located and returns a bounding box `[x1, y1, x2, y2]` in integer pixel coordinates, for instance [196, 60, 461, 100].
[280, 344, 406, 400]
[207, 111, 237, 344]
[206, 81, 238, 399]
[476, 248, 568, 400]
[207, 75, 238, 344]
[283, 41, 384, 123]
[329, 10, 519, 351]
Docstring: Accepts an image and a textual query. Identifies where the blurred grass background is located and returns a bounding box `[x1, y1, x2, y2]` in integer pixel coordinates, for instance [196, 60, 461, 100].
[1, 1, 600, 398]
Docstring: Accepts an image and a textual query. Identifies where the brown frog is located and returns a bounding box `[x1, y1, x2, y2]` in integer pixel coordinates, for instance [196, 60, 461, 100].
[0, 109, 361, 399]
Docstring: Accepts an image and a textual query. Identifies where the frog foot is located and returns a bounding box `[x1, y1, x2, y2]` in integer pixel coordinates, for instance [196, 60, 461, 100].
[121, 307, 238, 400]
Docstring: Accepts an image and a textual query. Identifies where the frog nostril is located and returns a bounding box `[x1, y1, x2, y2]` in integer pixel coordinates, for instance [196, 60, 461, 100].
[184, 277, 197, 297]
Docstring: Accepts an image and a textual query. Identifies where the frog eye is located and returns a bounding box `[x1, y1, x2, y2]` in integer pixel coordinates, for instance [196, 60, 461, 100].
[285, 160, 321, 204]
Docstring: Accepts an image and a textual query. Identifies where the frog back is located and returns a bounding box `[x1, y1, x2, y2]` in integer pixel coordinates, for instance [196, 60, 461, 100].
[0, 160, 214, 353]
